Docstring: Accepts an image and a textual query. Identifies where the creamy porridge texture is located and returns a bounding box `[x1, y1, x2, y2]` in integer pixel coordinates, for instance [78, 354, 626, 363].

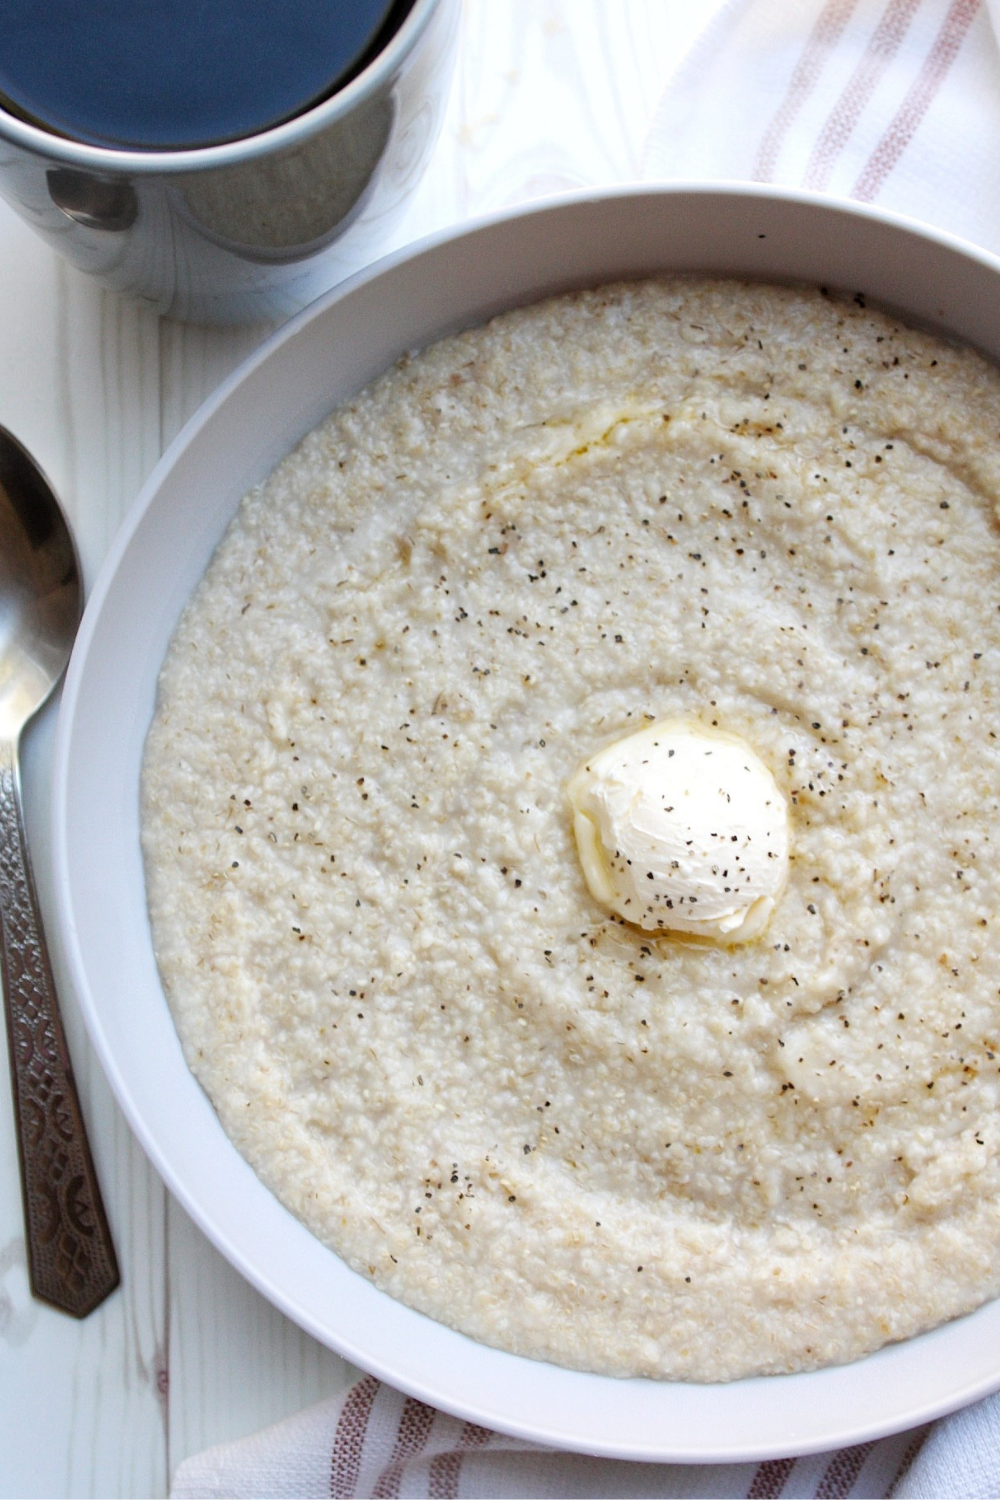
[142, 281, 1000, 1381]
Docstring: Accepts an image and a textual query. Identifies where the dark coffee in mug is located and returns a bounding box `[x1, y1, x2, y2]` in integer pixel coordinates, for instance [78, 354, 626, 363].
[0, 0, 413, 150]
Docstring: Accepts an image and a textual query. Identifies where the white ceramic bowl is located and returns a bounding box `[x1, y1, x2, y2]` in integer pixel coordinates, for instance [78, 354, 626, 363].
[53, 185, 1000, 1461]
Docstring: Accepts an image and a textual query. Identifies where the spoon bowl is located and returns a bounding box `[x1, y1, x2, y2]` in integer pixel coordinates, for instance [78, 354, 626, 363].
[0, 425, 117, 1318]
[0, 431, 81, 733]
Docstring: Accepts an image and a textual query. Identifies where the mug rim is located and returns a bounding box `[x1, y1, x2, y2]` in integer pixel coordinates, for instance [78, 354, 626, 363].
[0, 0, 445, 175]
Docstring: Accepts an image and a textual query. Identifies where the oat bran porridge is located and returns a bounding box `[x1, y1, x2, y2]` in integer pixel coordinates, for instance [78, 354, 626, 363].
[141, 280, 1000, 1381]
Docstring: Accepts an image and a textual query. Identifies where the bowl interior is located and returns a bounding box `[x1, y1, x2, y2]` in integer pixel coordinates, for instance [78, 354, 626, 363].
[53, 186, 1000, 1461]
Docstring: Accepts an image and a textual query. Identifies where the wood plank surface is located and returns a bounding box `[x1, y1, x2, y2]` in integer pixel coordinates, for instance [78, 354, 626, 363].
[0, 201, 168, 1500]
[0, 6, 714, 1494]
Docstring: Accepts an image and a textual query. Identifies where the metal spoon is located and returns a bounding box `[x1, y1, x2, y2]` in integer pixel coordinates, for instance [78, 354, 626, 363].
[0, 426, 118, 1317]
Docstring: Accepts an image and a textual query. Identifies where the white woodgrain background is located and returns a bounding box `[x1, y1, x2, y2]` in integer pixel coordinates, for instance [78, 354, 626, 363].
[0, 5, 722, 1494]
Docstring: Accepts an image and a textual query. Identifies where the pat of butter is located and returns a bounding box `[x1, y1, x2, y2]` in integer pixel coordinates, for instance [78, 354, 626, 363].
[566, 718, 789, 942]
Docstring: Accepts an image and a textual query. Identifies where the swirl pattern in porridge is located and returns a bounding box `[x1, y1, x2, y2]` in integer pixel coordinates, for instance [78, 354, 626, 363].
[142, 281, 1000, 1380]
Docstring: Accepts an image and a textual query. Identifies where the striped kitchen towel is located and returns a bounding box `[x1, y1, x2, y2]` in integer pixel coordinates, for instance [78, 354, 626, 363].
[644, 0, 1000, 255]
[170, 1371, 1000, 1497]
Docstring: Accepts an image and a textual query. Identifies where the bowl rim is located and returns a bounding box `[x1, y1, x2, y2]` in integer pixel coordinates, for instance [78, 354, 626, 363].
[52, 181, 1000, 1462]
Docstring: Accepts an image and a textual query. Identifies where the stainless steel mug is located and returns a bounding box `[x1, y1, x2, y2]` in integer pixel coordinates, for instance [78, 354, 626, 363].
[0, 0, 458, 324]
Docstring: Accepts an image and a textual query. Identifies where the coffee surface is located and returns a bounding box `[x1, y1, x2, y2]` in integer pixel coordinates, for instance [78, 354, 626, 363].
[0, 0, 409, 149]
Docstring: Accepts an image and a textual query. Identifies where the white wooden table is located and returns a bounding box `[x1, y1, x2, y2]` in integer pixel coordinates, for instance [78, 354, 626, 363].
[0, 6, 717, 1494]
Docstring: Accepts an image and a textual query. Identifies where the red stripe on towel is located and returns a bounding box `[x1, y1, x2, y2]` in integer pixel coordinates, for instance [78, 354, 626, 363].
[372, 1395, 438, 1498]
[816, 1440, 876, 1497]
[747, 1457, 796, 1497]
[889, 1427, 930, 1494]
[330, 1375, 380, 1499]
[753, 0, 859, 181]
[804, 0, 920, 188]
[853, 0, 980, 199]
[428, 1420, 494, 1499]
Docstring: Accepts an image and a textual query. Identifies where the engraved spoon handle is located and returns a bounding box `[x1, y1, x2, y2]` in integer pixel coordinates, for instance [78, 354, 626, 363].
[0, 735, 119, 1317]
